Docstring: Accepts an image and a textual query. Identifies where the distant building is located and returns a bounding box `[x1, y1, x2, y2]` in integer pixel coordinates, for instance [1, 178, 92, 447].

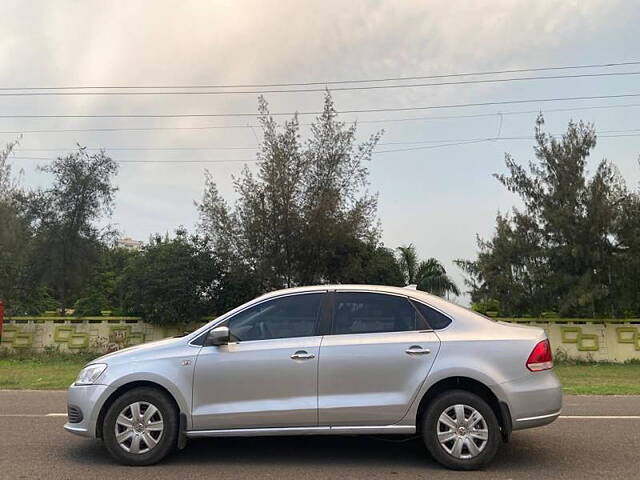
[116, 237, 143, 251]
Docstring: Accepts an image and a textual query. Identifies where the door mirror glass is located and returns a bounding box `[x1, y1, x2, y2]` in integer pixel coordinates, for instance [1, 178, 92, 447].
[206, 326, 230, 346]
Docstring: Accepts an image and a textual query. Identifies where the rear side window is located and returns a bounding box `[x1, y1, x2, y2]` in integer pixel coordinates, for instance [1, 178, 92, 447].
[332, 292, 426, 335]
[411, 300, 452, 330]
[227, 293, 323, 341]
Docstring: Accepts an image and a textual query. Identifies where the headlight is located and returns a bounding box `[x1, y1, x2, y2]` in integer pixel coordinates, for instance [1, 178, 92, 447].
[75, 364, 108, 385]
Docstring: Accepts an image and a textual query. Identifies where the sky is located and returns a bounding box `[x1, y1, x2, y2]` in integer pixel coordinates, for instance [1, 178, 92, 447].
[1, 0, 639, 302]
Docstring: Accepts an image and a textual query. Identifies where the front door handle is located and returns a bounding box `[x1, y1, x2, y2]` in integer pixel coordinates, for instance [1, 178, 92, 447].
[405, 345, 431, 355]
[291, 350, 315, 360]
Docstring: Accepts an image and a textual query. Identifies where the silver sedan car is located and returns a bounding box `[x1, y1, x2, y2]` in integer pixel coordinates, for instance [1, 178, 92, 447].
[64, 285, 561, 470]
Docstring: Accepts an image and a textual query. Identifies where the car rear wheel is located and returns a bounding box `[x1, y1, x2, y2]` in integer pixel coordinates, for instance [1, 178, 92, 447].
[422, 390, 501, 470]
[103, 387, 178, 466]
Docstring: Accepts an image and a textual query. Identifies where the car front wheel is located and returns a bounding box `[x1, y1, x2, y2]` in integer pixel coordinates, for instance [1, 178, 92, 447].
[422, 390, 501, 470]
[103, 387, 178, 466]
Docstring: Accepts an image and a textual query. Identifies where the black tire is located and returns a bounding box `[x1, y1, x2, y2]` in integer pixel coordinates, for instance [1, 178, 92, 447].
[103, 387, 179, 466]
[422, 390, 501, 470]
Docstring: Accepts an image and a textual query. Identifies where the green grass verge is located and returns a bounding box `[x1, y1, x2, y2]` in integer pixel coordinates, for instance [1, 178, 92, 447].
[1, 352, 640, 393]
[0, 352, 98, 390]
[554, 361, 640, 395]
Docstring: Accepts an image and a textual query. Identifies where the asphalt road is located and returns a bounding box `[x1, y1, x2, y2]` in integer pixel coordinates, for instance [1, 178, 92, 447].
[1, 391, 639, 479]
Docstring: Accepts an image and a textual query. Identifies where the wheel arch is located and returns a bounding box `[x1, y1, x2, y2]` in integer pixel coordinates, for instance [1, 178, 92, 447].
[95, 380, 182, 439]
[415, 376, 512, 442]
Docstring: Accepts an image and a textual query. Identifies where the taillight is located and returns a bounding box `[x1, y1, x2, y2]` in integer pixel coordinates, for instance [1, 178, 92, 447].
[526, 339, 553, 372]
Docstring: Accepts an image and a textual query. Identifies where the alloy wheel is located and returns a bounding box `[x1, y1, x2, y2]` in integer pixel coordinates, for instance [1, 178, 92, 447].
[114, 401, 164, 454]
[437, 404, 488, 460]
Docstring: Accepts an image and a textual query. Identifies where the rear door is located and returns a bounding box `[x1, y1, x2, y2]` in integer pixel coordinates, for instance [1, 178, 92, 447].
[192, 292, 326, 430]
[318, 291, 441, 426]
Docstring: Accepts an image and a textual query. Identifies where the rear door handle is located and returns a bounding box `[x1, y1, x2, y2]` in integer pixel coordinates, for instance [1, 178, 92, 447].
[291, 350, 315, 360]
[405, 345, 431, 355]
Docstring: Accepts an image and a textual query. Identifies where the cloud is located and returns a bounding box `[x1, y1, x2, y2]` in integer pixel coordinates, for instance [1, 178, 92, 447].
[1, 0, 637, 302]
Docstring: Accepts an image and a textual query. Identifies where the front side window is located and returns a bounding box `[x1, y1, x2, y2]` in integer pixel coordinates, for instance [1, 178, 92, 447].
[227, 293, 323, 342]
[332, 292, 425, 335]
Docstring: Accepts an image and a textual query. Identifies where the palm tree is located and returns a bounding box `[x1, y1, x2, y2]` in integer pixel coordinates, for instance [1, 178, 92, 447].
[396, 244, 419, 285]
[416, 258, 460, 299]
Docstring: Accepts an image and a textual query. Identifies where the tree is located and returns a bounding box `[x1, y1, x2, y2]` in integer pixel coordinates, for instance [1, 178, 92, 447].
[24, 147, 118, 311]
[416, 258, 460, 298]
[0, 140, 56, 314]
[198, 92, 384, 294]
[457, 115, 637, 317]
[325, 237, 404, 286]
[396, 244, 459, 297]
[120, 229, 223, 325]
[613, 191, 640, 315]
[396, 244, 419, 284]
[360, 246, 405, 286]
[296, 93, 380, 285]
[73, 246, 137, 316]
[0, 139, 21, 196]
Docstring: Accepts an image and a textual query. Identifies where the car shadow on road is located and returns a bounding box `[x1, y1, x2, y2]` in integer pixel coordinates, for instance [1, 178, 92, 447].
[63, 433, 553, 473]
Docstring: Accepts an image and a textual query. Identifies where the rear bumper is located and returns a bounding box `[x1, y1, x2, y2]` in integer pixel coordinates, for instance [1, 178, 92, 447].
[498, 370, 562, 431]
[63, 383, 110, 438]
[513, 410, 561, 429]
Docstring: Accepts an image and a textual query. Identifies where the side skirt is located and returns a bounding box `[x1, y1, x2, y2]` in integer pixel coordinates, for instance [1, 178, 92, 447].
[185, 425, 416, 438]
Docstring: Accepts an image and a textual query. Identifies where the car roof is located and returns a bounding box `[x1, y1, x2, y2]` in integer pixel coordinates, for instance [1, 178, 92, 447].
[261, 284, 437, 302]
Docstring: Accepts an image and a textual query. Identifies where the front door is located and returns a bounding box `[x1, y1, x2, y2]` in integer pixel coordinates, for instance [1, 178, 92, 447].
[318, 291, 440, 426]
[192, 292, 325, 430]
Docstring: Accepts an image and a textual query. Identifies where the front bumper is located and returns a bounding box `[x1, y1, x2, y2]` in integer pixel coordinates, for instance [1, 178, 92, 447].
[499, 370, 563, 431]
[63, 383, 110, 438]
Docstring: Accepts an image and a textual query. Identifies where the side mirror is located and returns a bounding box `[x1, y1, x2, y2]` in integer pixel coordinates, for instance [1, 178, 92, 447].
[206, 326, 230, 346]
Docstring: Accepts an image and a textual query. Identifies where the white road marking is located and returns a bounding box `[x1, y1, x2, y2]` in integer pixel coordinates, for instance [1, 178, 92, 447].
[559, 415, 640, 419]
[0, 413, 67, 417]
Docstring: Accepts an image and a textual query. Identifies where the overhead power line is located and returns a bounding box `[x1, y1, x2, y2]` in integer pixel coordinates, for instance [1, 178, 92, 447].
[356, 102, 640, 124]
[374, 131, 640, 153]
[2, 60, 639, 91]
[10, 155, 256, 164]
[2, 101, 640, 136]
[0, 125, 254, 134]
[9, 130, 640, 164]
[12, 128, 640, 152]
[2, 71, 640, 96]
[15, 146, 259, 152]
[2, 92, 640, 119]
